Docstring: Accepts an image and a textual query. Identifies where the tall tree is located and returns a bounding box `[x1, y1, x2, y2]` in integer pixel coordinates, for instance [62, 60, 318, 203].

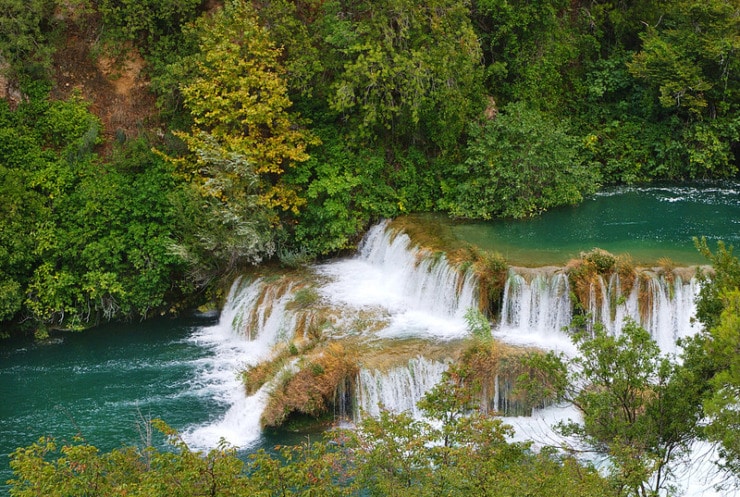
[169, 0, 318, 283]
[326, 0, 484, 150]
[627, 0, 739, 177]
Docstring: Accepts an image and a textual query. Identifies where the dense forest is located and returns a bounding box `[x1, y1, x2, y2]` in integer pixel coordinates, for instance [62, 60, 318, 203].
[0, 0, 737, 336]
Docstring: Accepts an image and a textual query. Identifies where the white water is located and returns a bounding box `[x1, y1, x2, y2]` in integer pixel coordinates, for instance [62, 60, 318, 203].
[355, 357, 449, 420]
[496, 267, 700, 356]
[182, 278, 296, 449]
[497, 268, 576, 354]
[318, 220, 478, 340]
[176, 220, 732, 495]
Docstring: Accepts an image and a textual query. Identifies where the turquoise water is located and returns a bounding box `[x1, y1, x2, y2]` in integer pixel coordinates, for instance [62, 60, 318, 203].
[450, 182, 740, 266]
[0, 316, 307, 493]
[0, 317, 214, 490]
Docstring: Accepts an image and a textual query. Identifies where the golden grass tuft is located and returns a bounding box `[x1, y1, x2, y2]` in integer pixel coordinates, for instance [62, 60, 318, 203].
[261, 342, 360, 428]
[453, 338, 547, 416]
[566, 248, 635, 313]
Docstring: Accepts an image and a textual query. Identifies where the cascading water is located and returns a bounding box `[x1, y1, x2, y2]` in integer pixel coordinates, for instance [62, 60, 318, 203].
[181, 221, 479, 447]
[355, 357, 449, 420]
[497, 268, 575, 354]
[171, 220, 725, 496]
[496, 266, 700, 355]
[317, 220, 478, 340]
[182, 277, 297, 449]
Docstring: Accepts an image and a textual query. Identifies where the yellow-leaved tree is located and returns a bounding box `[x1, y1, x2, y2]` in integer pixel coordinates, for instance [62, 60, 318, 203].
[167, 0, 318, 284]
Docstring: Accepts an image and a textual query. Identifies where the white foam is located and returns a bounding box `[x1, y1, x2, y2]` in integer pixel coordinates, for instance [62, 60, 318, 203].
[181, 278, 294, 450]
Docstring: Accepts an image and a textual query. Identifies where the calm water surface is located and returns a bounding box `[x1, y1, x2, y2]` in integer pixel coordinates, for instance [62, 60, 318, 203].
[451, 182, 740, 266]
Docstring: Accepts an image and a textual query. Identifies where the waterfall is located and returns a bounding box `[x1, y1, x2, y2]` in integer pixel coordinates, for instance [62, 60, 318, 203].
[181, 220, 480, 447]
[497, 268, 576, 353]
[182, 277, 297, 449]
[355, 357, 449, 420]
[318, 220, 478, 340]
[595, 271, 700, 352]
[179, 220, 702, 465]
[496, 267, 700, 355]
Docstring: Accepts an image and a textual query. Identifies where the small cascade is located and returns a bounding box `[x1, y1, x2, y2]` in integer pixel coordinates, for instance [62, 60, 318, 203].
[496, 268, 575, 353]
[357, 222, 478, 319]
[318, 220, 478, 340]
[228, 277, 301, 342]
[594, 271, 700, 352]
[354, 357, 449, 420]
[182, 277, 298, 449]
[496, 267, 700, 354]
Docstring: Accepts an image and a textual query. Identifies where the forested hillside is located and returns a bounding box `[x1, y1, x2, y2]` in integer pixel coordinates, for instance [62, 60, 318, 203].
[0, 0, 737, 336]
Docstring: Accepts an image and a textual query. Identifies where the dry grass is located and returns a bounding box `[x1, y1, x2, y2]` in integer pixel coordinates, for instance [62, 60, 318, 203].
[261, 342, 360, 427]
[357, 338, 465, 371]
[454, 339, 548, 416]
[566, 248, 635, 313]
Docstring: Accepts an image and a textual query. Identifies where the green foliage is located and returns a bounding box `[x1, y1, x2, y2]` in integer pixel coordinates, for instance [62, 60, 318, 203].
[26, 137, 188, 328]
[176, 0, 318, 213]
[628, 0, 739, 120]
[701, 290, 740, 477]
[1, 0, 739, 335]
[326, 0, 485, 149]
[464, 307, 492, 341]
[97, 0, 203, 51]
[693, 237, 740, 331]
[476, 0, 583, 113]
[683, 239, 740, 481]
[0, 0, 57, 79]
[285, 128, 398, 256]
[165, 0, 322, 282]
[346, 366, 613, 496]
[443, 102, 599, 219]
[532, 320, 703, 496]
[0, 82, 188, 331]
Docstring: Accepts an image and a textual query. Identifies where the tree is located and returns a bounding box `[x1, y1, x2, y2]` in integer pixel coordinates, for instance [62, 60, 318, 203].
[346, 365, 613, 497]
[326, 0, 485, 150]
[626, 0, 739, 178]
[168, 0, 319, 282]
[701, 290, 740, 478]
[442, 102, 599, 219]
[9, 372, 613, 496]
[474, 0, 583, 112]
[97, 0, 203, 50]
[628, 0, 739, 120]
[177, 0, 318, 214]
[0, 0, 57, 79]
[684, 239, 740, 483]
[524, 320, 703, 496]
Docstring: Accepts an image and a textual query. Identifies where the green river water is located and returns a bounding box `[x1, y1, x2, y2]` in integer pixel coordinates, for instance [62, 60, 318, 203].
[450, 182, 740, 266]
[1, 182, 739, 493]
